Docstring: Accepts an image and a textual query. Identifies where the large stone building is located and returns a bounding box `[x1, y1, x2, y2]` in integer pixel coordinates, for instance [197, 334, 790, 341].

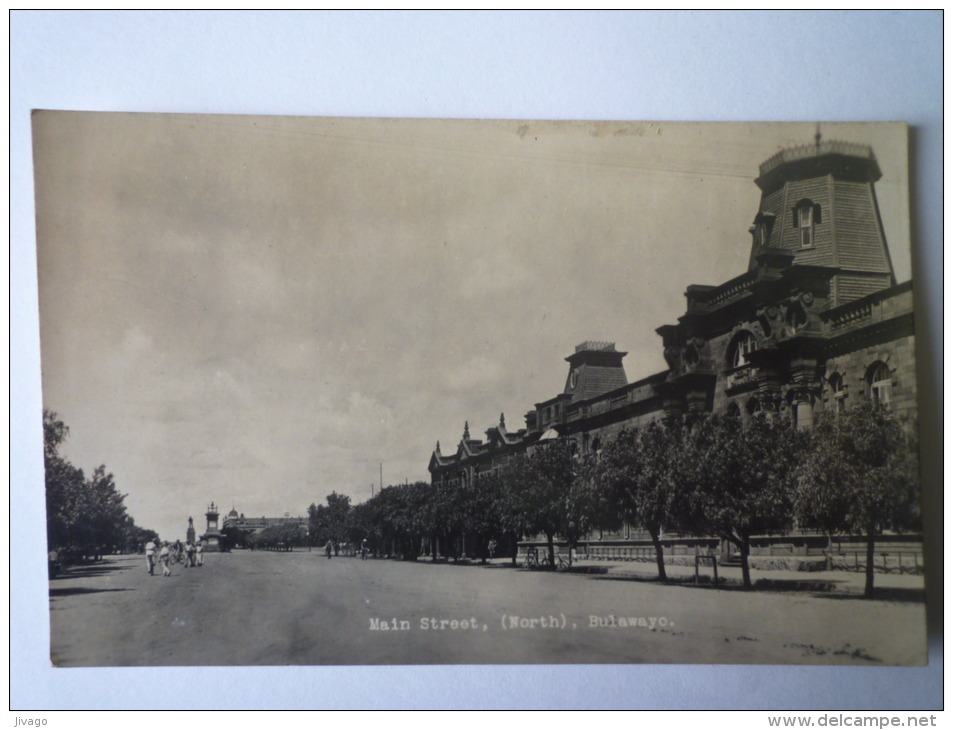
[428, 139, 917, 557]
[220, 507, 308, 545]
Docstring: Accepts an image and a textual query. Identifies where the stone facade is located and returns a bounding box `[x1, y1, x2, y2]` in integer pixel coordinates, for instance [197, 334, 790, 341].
[428, 140, 917, 556]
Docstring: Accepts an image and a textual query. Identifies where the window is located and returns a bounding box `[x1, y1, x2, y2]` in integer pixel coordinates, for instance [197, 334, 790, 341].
[729, 331, 758, 370]
[794, 200, 820, 248]
[867, 362, 892, 407]
[829, 372, 847, 412]
[750, 212, 775, 248]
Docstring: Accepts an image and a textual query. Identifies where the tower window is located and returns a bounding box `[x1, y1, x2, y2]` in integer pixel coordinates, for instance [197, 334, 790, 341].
[866, 362, 892, 407]
[750, 212, 775, 248]
[794, 200, 821, 249]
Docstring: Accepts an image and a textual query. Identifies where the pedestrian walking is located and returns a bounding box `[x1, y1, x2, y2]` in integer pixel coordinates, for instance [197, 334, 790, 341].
[325, 540, 333, 559]
[145, 538, 157, 575]
[160, 542, 172, 577]
[195, 542, 204, 566]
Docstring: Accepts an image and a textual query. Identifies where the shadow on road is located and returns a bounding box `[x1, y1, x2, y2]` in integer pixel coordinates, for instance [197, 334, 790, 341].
[54, 564, 132, 580]
[591, 572, 925, 603]
[49, 586, 131, 598]
[807, 587, 926, 604]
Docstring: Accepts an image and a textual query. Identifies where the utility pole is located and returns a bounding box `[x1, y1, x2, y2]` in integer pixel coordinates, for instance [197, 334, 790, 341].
[380, 462, 383, 492]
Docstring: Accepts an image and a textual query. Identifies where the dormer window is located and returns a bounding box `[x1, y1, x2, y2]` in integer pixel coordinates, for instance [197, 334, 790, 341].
[750, 212, 775, 248]
[794, 200, 821, 248]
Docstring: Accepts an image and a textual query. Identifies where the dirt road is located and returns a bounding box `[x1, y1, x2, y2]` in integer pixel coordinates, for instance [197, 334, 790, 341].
[48, 551, 927, 667]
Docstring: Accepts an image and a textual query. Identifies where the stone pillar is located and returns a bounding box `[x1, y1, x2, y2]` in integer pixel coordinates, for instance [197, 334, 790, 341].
[792, 387, 815, 430]
[789, 357, 821, 430]
[654, 381, 686, 423]
[685, 388, 709, 417]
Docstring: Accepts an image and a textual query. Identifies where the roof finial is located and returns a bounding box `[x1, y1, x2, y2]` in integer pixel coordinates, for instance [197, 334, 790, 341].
[814, 122, 822, 148]
[435, 440, 441, 453]
[463, 421, 470, 440]
[499, 412, 506, 430]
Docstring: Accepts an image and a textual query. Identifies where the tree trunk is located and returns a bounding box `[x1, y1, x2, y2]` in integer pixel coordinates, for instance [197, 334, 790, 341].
[546, 532, 556, 570]
[739, 539, 752, 589]
[650, 529, 667, 581]
[865, 527, 876, 598]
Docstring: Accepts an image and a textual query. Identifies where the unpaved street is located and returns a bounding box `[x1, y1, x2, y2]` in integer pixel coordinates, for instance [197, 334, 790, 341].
[49, 551, 926, 667]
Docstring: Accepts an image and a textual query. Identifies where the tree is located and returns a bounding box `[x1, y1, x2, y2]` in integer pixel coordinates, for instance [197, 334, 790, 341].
[595, 422, 682, 581]
[308, 492, 352, 548]
[797, 401, 919, 597]
[453, 470, 507, 563]
[502, 439, 587, 568]
[678, 412, 806, 588]
[43, 409, 154, 560]
[85, 465, 130, 555]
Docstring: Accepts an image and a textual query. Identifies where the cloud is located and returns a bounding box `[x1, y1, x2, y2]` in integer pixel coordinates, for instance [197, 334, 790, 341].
[444, 356, 505, 392]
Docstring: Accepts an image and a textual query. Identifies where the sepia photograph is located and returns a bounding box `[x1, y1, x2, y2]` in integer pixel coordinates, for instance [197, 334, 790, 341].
[33, 113, 926, 668]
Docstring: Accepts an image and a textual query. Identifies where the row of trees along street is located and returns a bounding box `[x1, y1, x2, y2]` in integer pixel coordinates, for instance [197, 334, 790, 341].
[44, 410, 157, 563]
[306, 401, 918, 597]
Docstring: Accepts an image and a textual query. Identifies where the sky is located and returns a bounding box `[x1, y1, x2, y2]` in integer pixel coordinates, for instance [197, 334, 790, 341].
[32, 115, 910, 541]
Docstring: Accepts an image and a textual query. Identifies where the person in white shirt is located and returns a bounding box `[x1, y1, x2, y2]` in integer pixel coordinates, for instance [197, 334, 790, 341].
[159, 543, 172, 577]
[145, 539, 157, 575]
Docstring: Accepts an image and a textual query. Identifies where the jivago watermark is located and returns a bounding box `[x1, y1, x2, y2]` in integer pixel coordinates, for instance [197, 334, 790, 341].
[13, 719, 48, 727]
[368, 613, 673, 632]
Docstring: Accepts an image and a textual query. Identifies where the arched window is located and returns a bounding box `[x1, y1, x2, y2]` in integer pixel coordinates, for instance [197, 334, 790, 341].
[728, 331, 758, 370]
[829, 371, 847, 412]
[866, 362, 892, 407]
[794, 200, 821, 249]
[726, 402, 741, 420]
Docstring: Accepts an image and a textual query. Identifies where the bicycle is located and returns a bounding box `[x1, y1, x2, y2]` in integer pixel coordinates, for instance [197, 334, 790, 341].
[522, 547, 539, 569]
[538, 552, 570, 571]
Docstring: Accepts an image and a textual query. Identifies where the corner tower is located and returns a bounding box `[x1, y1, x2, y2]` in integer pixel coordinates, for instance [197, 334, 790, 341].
[563, 341, 627, 402]
[748, 139, 896, 306]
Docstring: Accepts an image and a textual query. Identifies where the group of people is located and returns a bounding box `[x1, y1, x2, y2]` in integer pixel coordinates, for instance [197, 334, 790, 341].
[324, 538, 369, 560]
[144, 538, 203, 577]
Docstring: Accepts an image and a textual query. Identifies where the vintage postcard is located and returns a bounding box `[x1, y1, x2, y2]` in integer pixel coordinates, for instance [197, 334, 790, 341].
[33, 113, 924, 666]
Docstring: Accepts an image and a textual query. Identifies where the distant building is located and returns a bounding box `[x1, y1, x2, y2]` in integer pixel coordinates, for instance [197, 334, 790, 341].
[220, 507, 308, 546]
[429, 139, 917, 557]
